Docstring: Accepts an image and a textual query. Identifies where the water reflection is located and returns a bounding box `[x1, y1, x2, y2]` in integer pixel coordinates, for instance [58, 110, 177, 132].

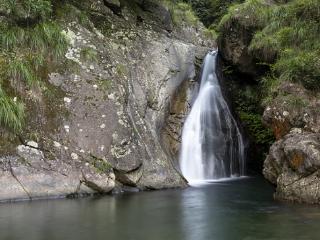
[181, 188, 208, 240]
[1, 177, 320, 240]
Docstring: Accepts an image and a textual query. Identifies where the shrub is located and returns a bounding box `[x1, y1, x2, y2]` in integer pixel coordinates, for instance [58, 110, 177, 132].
[249, 0, 320, 90]
[238, 111, 274, 145]
[219, 0, 270, 29]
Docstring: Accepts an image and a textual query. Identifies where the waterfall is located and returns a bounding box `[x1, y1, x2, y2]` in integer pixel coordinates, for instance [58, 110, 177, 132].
[179, 50, 245, 183]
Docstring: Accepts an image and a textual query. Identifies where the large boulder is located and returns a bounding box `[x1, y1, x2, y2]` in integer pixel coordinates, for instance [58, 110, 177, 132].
[262, 81, 320, 203]
[264, 132, 320, 203]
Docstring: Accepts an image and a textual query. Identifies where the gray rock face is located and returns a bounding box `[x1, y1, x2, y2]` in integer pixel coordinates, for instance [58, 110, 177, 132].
[218, 19, 259, 76]
[0, 146, 115, 201]
[264, 132, 320, 203]
[0, 1, 213, 201]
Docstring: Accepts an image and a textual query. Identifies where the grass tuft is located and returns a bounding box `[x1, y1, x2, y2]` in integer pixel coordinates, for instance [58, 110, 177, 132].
[0, 86, 25, 133]
[0, 0, 68, 133]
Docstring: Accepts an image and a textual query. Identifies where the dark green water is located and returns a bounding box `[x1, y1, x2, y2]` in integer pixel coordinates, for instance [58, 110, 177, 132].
[1, 177, 320, 240]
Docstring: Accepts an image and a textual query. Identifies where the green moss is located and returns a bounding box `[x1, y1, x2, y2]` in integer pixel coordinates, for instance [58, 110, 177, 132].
[55, 3, 91, 28]
[90, 155, 113, 174]
[98, 79, 112, 91]
[219, 0, 270, 29]
[80, 47, 98, 62]
[116, 64, 128, 77]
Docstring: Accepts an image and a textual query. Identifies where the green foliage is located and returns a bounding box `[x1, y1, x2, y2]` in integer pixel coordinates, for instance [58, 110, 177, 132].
[203, 27, 218, 39]
[0, 0, 68, 133]
[217, 0, 320, 155]
[7, 57, 40, 86]
[219, 0, 270, 29]
[0, 87, 24, 133]
[90, 155, 113, 173]
[80, 47, 98, 62]
[0, 0, 52, 20]
[238, 111, 274, 145]
[249, 0, 320, 90]
[273, 50, 320, 90]
[163, 1, 199, 26]
[227, 77, 274, 148]
[183, 0, 243, 29]
[260, 75, 281, 106]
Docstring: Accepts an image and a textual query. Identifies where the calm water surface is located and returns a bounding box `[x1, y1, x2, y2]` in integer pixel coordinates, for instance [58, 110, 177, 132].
[1, 177, 320, 240]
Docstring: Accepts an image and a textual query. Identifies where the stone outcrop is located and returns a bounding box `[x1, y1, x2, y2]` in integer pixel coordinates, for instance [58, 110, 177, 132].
[0, 0, 213, 202]
[218, 1, 320, 203]
[218, 18, 259, 76]
[217, 0, 275, 77]
[263, 132, 320, 203]
[262, 82, 320, 203]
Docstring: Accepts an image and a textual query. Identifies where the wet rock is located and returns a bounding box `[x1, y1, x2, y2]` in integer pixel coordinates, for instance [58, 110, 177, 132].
[81, 167, 115, 193]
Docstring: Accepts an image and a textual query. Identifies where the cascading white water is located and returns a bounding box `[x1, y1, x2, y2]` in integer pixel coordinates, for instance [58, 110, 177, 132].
[179, 50, 245, 183]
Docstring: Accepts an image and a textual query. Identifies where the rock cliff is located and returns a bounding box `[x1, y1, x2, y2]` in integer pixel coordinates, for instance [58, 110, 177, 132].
[0, 0, 213, 201]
